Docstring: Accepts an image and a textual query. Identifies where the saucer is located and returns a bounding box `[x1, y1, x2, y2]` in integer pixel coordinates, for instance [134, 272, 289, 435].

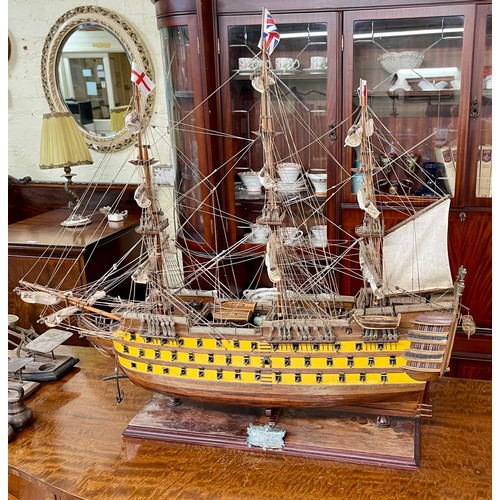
[233, 69, 257, 75]
[309, 236, 327, 248]
[277, 180, 306, 192]
[249, 237, 269, 244]
[273, 68, 301, 75]
[303, 67, 327, 74]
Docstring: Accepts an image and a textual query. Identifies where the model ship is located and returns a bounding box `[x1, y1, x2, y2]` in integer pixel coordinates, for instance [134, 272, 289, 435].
[16, 9, 475, 418]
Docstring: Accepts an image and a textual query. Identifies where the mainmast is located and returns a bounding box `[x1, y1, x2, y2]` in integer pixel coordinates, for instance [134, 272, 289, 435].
[256, 8, 285, 318]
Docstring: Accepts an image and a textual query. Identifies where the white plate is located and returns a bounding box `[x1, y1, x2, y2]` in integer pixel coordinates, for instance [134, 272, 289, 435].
[396, 67, 460, 80]
[303, 68, 327, 74]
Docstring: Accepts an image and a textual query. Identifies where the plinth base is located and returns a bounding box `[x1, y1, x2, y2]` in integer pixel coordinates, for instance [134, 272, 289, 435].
[8, 354, 80, 382]
[123, 394, 420, 469]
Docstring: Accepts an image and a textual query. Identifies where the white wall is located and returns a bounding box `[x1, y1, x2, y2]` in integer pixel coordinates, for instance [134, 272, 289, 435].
[8, 0, 170, 185]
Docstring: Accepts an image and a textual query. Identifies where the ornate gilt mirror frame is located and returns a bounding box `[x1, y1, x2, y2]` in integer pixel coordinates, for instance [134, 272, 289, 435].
[41, 5, 155, 152]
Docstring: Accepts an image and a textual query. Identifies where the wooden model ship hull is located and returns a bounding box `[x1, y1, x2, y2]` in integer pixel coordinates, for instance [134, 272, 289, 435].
[109, 303, 458, 411]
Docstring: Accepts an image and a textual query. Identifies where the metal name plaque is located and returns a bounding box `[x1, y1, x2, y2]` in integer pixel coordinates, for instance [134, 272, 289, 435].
[246, 424, 286, 450]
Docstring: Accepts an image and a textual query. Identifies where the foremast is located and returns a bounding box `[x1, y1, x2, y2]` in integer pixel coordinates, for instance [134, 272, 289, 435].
[129, 83, 172, 309]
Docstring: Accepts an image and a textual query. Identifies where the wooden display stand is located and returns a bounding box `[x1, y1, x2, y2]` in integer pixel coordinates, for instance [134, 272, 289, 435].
[123, 395, 420, 469]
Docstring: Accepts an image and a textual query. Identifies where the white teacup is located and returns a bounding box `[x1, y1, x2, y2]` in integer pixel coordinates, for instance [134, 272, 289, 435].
[280, 227, 303, 245]
[311, 224, 327, 242]
[310, 56, 327, 70]
[307, 172, 327, 195]
[277, 162, 301, 183]
[238, 57, 260, 71]
[239, 171, 262, 192]
[250, 224, 269, 241]
[275, 58, 300, 71]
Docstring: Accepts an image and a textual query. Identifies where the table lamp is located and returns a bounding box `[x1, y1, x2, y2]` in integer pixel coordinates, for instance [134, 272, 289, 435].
[39, 112, 94, 227]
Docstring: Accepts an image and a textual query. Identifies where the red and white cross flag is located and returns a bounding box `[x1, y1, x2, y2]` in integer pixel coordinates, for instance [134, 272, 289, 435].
[131, 62, 155, 95]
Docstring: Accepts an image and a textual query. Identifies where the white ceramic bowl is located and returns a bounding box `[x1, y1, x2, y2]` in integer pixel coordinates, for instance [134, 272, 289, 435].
[418, 80, 448, 91]
[378, 51, 424, 74]
[238, 171, 262, 192]
[307, 173, 327, 194]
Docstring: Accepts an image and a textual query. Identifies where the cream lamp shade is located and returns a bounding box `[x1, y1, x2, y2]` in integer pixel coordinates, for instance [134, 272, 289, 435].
[39, 112, 93, 169]
[39, 112, 94, 226]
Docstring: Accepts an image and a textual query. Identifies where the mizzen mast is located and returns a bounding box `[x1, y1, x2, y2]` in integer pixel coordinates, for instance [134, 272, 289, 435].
[355, 79, 384, 304]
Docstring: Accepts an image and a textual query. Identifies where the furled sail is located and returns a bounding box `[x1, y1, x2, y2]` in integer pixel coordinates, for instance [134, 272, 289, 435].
[382, 197, 453, 295]
[42, 306, 80, 327]
[19, 291, 62, 305]
[359, 240, 384, 299]
[265, 238, 281, 283]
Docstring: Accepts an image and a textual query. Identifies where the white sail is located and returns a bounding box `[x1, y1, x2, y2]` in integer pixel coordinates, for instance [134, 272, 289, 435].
[382, 198, 453, 295]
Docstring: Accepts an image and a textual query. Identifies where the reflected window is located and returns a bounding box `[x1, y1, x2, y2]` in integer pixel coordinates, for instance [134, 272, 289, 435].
[57, 25, 132, 137]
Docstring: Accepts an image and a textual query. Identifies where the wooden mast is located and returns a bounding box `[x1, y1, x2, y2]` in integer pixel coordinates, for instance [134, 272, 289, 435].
[130, 82, 169, 300]
[358, 79, 383, 305]
[259, 8, 284, 319]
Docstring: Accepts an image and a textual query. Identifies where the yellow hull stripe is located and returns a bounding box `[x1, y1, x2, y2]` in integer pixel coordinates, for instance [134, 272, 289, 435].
[114, 330, 411, 353]
[114, 344, 408, 369]
[116, 354, 420, 385]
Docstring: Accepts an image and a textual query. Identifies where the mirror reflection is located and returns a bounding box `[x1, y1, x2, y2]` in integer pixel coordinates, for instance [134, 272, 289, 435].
[57, 25, 133, 137]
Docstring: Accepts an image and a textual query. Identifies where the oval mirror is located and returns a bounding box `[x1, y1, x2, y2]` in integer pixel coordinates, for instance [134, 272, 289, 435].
[41, 6, 155, 152]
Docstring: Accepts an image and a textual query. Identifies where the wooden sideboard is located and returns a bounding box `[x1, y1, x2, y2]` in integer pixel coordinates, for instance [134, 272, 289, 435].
[8, 346, 491, 499]
[8, 208, 141, 341]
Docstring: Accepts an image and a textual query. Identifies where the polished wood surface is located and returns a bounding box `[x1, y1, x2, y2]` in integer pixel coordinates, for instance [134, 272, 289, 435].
[8, 346, 491, 499]
[8, 180, 140, 224]
[8, 209, 141, 337]
[8, 208, 140, 250]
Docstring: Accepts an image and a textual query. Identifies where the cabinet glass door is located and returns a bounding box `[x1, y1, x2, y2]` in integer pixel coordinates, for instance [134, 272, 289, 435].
[219, 13, 338, 244]
[344, 7, 474, 202]
[472, 10, 492, 201]
[160, 20, 214, 244]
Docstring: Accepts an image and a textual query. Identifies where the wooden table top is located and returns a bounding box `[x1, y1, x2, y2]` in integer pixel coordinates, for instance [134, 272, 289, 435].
[8, 209, 140, 249]
[8, 346, 492, 500]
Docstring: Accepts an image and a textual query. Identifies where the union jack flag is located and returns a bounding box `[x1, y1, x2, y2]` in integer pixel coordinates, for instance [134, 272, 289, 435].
[258, 9, 280, 56]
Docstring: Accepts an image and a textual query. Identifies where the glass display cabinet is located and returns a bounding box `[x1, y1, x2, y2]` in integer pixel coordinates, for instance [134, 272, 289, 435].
[344, 8, 470, 202]
[341, 5, 491, 333]
[218, 13, 340, 245]
[159, 14, 221, 248]
[154, 1, 491, 348]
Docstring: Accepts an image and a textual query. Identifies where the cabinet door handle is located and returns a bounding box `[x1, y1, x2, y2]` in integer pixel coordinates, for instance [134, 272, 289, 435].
[329, 122, 336, 143]
[459, 212, 467, 222]
[470, 97, 479, 121]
